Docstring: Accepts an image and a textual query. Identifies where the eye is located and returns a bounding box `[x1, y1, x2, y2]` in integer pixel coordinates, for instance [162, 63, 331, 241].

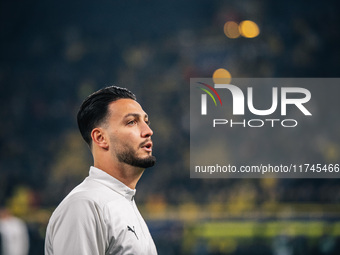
[127, 120, 137, 126]
[145, 120, 151, 126]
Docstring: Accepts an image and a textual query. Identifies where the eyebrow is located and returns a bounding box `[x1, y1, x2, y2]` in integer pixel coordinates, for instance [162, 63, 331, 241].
[123, 113, 148, 119]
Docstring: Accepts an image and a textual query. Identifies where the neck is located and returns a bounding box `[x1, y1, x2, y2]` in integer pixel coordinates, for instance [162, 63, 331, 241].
[94, 159, 144, 189]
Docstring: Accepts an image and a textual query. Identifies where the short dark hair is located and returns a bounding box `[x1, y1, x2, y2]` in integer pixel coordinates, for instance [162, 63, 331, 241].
[77, 85, 136, 146]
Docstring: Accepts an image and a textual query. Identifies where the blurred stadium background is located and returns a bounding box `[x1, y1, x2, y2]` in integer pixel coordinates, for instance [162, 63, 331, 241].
[1, 0, 340, 254]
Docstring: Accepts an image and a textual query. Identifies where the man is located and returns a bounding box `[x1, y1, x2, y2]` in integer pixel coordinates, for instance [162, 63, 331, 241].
[45, 86, 157, 255]
[0, 207, 29, 255]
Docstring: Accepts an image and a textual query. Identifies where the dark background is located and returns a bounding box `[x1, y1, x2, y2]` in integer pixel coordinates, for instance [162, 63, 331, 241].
[1, 0, 340, 254]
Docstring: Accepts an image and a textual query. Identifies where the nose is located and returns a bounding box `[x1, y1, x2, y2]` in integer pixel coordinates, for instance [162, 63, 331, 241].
[141, 121, 153, 138]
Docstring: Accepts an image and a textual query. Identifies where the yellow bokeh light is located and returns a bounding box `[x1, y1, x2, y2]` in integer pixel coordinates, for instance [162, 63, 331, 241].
[213, 68, 232, 84]
[239, 20, 260, 38]
[223, 21, 240, 39]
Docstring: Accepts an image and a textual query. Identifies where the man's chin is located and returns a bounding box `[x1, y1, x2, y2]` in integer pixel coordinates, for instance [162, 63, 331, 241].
[117, 147, 157, 168]
[119, 153, 156, 169]
[136, 155, 156, 168]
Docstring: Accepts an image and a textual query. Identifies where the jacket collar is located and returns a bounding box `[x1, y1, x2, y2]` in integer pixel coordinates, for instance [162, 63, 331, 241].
[89, 166, 136, 201]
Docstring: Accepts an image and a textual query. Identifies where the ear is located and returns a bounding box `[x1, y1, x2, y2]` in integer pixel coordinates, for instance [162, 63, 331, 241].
[91, 128, 109, 150]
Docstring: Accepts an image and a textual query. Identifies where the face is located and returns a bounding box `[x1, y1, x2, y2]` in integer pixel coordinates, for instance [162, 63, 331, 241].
[105, 99, 156, 169]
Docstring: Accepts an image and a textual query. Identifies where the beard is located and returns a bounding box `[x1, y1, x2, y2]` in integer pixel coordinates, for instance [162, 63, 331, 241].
[116, 145, 156, 169]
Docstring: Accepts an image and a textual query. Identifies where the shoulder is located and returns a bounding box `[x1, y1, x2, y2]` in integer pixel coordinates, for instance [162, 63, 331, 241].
[45, 191, 109, 255]
[62, 177, 124, 208]
[48, 178, 126, 224]
[46, 183, 110, 246]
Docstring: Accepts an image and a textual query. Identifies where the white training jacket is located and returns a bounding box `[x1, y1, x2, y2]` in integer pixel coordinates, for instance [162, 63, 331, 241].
[45, 166, 157, 255]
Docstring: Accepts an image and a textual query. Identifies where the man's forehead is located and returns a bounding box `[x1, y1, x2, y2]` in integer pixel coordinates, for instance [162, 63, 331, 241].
[108, 98, 147, 117]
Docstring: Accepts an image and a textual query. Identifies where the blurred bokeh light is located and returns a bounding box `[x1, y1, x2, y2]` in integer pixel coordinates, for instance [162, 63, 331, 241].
[239, 20, 260, 38]
[212, 68, 232, 84]
[224, 21, 240, 39]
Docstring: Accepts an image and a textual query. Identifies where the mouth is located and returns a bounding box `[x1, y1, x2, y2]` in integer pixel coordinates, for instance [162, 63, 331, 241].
[141, 141, 153, 152]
